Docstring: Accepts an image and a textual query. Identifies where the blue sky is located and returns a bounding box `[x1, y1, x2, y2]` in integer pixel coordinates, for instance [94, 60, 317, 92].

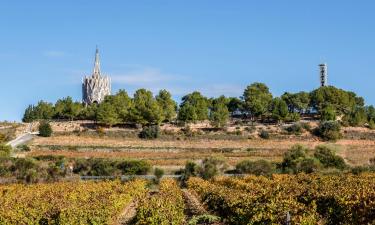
[1, 1, 375, 121]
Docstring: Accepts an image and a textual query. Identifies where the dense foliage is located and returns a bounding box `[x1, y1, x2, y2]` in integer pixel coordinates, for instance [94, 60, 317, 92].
[138, 125, 160, 139]
[0, 180, 147, 225]
[0, 157, 151, 182]
[23, 84, 375, 130]
[188, 174, 375, 225]
[38, 121, 53, 137]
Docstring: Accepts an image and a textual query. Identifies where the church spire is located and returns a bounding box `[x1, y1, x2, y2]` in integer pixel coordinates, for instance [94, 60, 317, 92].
[93, 46, 101, 77]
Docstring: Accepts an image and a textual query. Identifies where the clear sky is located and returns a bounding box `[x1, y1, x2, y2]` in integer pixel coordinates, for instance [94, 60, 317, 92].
[1, 1, 375, 121]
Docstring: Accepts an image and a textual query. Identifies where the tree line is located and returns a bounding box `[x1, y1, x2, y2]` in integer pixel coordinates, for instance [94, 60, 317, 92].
[23, 83, 375, 128]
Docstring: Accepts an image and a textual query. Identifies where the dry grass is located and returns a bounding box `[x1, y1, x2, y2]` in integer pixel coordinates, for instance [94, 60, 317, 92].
[28, 132, 375, 167]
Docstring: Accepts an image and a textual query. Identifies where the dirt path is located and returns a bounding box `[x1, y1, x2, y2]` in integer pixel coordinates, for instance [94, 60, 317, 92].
[115, 200, 138, 225]
[183, 189, 207, 217]
[182, 189, 224, 225]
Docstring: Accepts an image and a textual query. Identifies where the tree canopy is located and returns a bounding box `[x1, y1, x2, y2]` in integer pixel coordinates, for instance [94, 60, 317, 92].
[22, 82, 375, 128]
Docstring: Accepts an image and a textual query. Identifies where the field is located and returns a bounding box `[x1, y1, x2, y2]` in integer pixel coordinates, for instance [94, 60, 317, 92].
[24, 128, 375, 171]
[0, 180, 147, 225]
[2, 174, 375, 224]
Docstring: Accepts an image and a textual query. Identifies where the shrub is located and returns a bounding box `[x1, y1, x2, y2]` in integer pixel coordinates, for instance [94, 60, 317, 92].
[180, 161, 200, 185]
[139, 125, 160, 139]
[351, 166, 370, 175]
[314, 121, 342, 141]
[154, 167, 164, 183]
[235, 159, 275, 176]
[297, 158, 321, 174]
[368, 120, 375, 130]
[259, 130, 270, 139]
[17, 144, 30, 152]
[285, 123, 303, 135]
[280, 144, 309, 174]
[117, 160, 151, 175]
[38, 121, 53, 137]
[0, 144, 11, 157]
[313, 145, 347, 170]
[12, 158, 39, 181]
[200, 157, 227, 180]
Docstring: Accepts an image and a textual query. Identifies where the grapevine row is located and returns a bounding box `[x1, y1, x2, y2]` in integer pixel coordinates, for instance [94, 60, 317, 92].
[134, 179, 185, 225]
[0, 180, 147, 225]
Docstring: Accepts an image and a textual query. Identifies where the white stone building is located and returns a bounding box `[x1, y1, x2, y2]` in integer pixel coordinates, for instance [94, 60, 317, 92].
[82, 48, 111, 105]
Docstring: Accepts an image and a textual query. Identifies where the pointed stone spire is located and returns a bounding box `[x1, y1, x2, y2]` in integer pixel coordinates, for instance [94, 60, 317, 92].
[93, 46, 101, 77]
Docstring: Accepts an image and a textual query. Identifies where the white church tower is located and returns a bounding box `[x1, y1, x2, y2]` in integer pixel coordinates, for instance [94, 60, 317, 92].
[82, 47, 111, 105]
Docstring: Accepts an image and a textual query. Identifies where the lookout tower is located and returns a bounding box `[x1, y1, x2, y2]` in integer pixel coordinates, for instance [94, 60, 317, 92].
[319, 63, 328, 87]
[82, 47, 111, 105]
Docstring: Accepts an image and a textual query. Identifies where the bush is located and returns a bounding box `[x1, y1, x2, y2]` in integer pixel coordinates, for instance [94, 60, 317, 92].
[314, 121, 342, 141]
[235, 159, 275, 176]
[297, 158, 321, 174]
[139, 125, 160, 139]
[180, 161, 200, 185]
[351, 166, 370, 175]
[0, 144, 11, 157]
[117, 160, 151, 175]
[285, 123, 303, 135]
[368, 120, 375, 130]
[17, 144, 30, 152]
[38, 121, 53, 137]
[313, 145, 347, 170]
[200, 157, 227, 180]
[73, 158, 151, 176]
[280, 144, 309, 173]
[154, 167, 164, 183]
[259, 130, 270, 139]
[12, 158, 39, 181]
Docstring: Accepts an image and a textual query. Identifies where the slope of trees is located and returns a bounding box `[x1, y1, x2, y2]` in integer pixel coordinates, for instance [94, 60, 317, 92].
[23, 83, 375, 128]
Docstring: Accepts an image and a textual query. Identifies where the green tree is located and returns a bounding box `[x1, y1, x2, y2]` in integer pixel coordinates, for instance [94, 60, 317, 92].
[243, 83, 273, 121]
[131, 89, 163, 125]
[281, 91, 310, 113]
[103, 90, 133, 123]
[35, 101, 54, 120]
[96, 102, 120, 126]
[320, 104, 337, 121]
[269, 97, 288, 123]
[310, 86, 364, 116]
[54, 97, 82, 120]
[178, 92, 209, 122]
[177, 103, 198, 123]
[348, 107, 367, 126]
[22, 101, 54, 122]
[227, 97, 244, 116]
[22, 105, 36, 122]
[209, 96, 230, 128]
[156, 89, 177, 122]
[78, 103, 98, 120]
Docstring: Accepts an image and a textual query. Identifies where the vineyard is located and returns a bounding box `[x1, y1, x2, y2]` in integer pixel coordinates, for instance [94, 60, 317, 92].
[0, 180, 147, 225]
[2, 174, 375, 224]
[188, 174, 375, 225]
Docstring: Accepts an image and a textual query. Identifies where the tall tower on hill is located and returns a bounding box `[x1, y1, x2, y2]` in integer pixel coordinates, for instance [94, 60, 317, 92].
[82, 47, 111, 105]
[319, 63, 328, 87]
